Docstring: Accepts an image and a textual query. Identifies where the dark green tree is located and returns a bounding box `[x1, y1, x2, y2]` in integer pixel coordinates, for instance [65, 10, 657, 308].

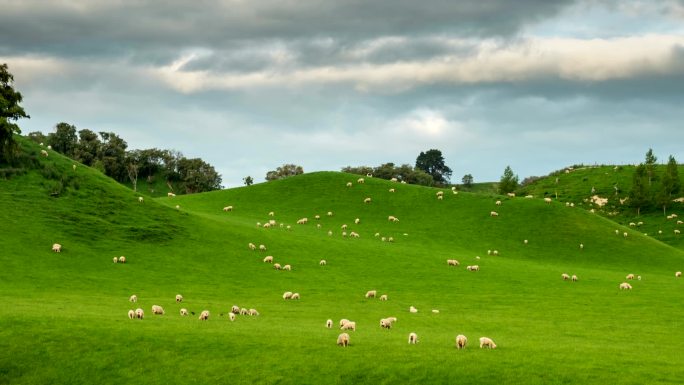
[177, 157, 222, 193]
[266, 164, 304, 181]
[74, 129, 101, 166]
[0, 63, 30, 163]
[243, 176, 254, 186]
[125, 150, 142, 192]
[644, 148, 658, 186]
[415, 149, 452, 185]
[498, 166, 518, 194]
[98, 132, 128, 181]
[47, 122, 78, 157]
[655, 155, 681, 216]
[461, 174, 474, 187]
[629, 163, 650, 217]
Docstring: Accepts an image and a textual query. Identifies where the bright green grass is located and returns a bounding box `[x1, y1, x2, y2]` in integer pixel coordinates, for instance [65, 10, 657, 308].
[2, 138, 684, 384]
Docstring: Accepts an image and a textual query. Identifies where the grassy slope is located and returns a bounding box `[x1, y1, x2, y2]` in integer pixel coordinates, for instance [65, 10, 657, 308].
[2, 139, 684, 384]
[518, 165, 684, 250]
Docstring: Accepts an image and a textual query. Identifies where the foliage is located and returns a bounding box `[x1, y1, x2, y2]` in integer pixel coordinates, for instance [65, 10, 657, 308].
[655, 155, 681, 216]
[645, 148, 658, 186]
[47, 122, 78, 157]
[629, 163, 651, 217]
[0, 63, 29, 163]
[176, 157, 222, 193]
[266, 163, 304, 181]
[415, 149, 452, 185]
[498, 165, 518, 194]
[243, 176, 254, 186]
[74, 129, 101, 166]
[461, 173, 473, 187]
[341, 163, 434, 186]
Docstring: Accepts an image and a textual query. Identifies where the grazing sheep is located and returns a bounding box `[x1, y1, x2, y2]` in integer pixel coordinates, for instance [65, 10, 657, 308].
[388, 216, 399, 222]
[638, 275, 642, 281]
[357, 178, 365, 184]
[350, 232, 360, 238]
[268, 211, 274, 216]
[339, 319, 350, 327]
[447, 259, 459, 266]
[562, 273, 570, 280]
[337, 333, 350, 347]
[138, 196, 144, 203]
[135, 308, 144, 319]
[456, 334, 467, 349]
[320, 259, 326, 266]
[296, 218, 308, 225]
[176, 294, 183, 303]
[167, 192, 176, 197]
[572, 275, 578, 282]
[326, 319, 333, 328]
[263, 223, 271, 229]
[229, 313, 236, 321]
[40, 149, 48, 157]
[409, 306, 418, 313]
[507, 193, 515, 197]
[467, 265, 480, 271]
[524, 239, 528, 244]
[629, 222, 636, 227]
[199, 310, 210, 320]
[677, 220, 683, 225]
[364, 197, 371, 204]
[223, 206, 233, 212]
[376, 294, 387, 301]
[476, 256, 480, 260]
[342, 231, 347, 237]
[579, 243, 584, 250]
[231, 305, 240, 314]
[128, 309, 135, 319]
[249, 243, 256, 250]
[240, 308, 249, 315]
[328, 231, 333, 236]
[479, 337, 497, 349]
[676, 230, 681, 235]
[52, 243, 62, 253]
[525, 195, 534, 199]
[389, 188, 395, 193]
[490, 211, 499, 217]
[180, 308, 188, 316]
[380, 318, 392, 329]
[327, 211, 333, 216]
[437, 195, 443, 200]
[626, 274, 635, 280]
[249, 309, 259, 316]
[291, 293, 300, 300]
[619, 282, 632, 290]
[259, 244, 267, 251]
[492, 250, 498, 256]
[340, 321, 356, 331]
[432, 309, 440, 314]
[388, 317, 397, 323]
[487, 250, 491, 255]
[346, 182, 352, 187]
[314, 215, 321, 220]
[274, 263, 281, 270]
[152, 305, 165, 315]
[354, 218, 360, 224]
[341, 224, 348, 230]
[388, 237, 394, 243]
[676, 271, 682, 278]
[263, 256, 274, 263]
[113, 257, 118, 264]
[118, 256, 126, 264]
[408, 332, 418, 344]
[283, 264, 292, 271]
[283, 291, 293, 300]
[365, 290, 377, 299]
[381, 237, 387, 242]
[624, 232, 628, 238]
[544, 197, 552, 203]
[495, 200, 502, 206]
[129, 295, 137, 303]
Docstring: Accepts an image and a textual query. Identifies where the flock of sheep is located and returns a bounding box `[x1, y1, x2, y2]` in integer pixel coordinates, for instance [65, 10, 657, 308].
[124, 292, 259, 322]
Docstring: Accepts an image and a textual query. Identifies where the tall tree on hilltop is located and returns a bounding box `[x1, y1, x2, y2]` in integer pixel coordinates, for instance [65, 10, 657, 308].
[644, 148, 658, 186]
[266, 164, 304, 181]
[177, 157, 222, 193]
[0, 63, 30, 163]
[47, 122, 78, 157]
[655, 155, 681, 216]
[629, 163, 650, 217]
[415, 149, 452, 185]
[498, 166, 518, 194]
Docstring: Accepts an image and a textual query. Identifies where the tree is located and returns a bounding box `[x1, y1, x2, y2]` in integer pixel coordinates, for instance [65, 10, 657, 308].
[644, 148, 658, 186]
[243, 176, 254, 186]
[176, 157, 222, 193]
[73, 129, 101, 166]
[415, 149, 452, 185]
[266, 164, 304, 181]
[98, 132, 128, 181]
[125, 150, 141, 192]
[655, 155, 681, 216]
[498, 166, 518, 194]
[47, 122, 78, 157]
[0, 63, 30, 163]
[461, 174, 474, 187]
[629, 164, 650, 217]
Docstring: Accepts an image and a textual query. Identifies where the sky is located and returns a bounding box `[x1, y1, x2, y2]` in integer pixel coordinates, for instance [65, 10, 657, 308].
[1, 0, 683, 187]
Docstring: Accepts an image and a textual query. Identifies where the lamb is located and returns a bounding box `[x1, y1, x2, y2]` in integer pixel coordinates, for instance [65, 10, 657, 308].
[354, 218, 360, 224]
[135, 308, 144, 319]
[319, 259, 326, 266]
[151, 305, 165, 315]
[562, 273, 570, 280]
[249, 309, 259, 316]
[199, 310, 210, 320]
[380, 318, 392, 329]
[479, 337, 497, 349]
[274, 263, 281, 270]
[229, 313, 236, 321]
[176, 294, 183, 303]
[495, 200, 501, 206]
[180, 308, 188, 316]
[408, 332, 418, 344]
[490, 211, 499, 217]
[340, 321, 356, 331]
[456, 334, 467, 349]
[129, 295, 137, 303]
[339, 319, 350, 327]
[626, 274, 635, 280]
[223, 206, 233, 212]
[118, 256, 126, 264]
[128, 309, 135, 319]
[283, 264, 292, 271]
[447, 259, 459, 266]
[337, 333, 350, 347]
[263, 256, 274, 263]
[326, 319, 333, 328]
[52, 243, 62, 253]
[365, 290, 377, 298]
[296, 218, 308, 224]
[379, 294, 388, 301]
[619, 282, 632, 290]
[364, 197, 372, 204]
[409, 306, 418, 313]
[240, 308, 249, 315]
[291, 293, 300, 300]
[283, 291, 293, 300]
[676, 271, 682, 278]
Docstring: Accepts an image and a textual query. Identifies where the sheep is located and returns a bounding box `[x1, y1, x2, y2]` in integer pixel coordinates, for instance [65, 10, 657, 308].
[432, 309, 440, 314]
[274, 263, 282, 270]
[456, 334, 467, 349]
[492, 250, 498, 256]
[676, 271, 682, 278]
[257, 222, 261, 227]
[113, 257, 118, 263]
[128, 309, 135, 319]
[341, 224, 348, 230]
[388, 237, 394, 243]
[283, 264, 292, 271]
[562, 273, 570, 281]
[629, 222, 636, 227]
[180, 308, 188, 316]
[409, 306, 418, 313]
[342, 231, 347, 237]
[572, 275, 578, 282]
[328, 231, 333, 236]
[167, 192, 176, 197]
[337, 333, 350, 347]
[544, 197, 552, 204]
[231, 305, 240, 314]
[467, 265, 480, 271]
[129, 294, 137, 303]
[354, 218, 360, 224]
[380, 318, 392, 329]
[340, 321, 356, 331]
[357, 178, 365, 184]
[507, 193, 515, 197]
[525, 195, 534, 199]
[364, 197, 371, 204]
[626, 274, 635, 280]
[524, 239, 528, 244]
[408, 332, 418, 344]
[291, 293, 300, 300]
[346, 182, 352, 187]
[389, 188, 395, 193]
[268, 211, 274, 216]
[229, 312, 236, 321]
[487, 250, 492, 255]
[638, 276, 642, 281]
[240, 308, 249, 315]
[151, 305, 165, 315]
[676, 230, 681, 235]
[339, 319, 350, 327]
[326, 319, 333, 328]
[327, 211, 333, 216]
[263, 256, 274, 263]
[579, 243, 584, 250]
[319, 259, 326, 266]
[479, 337, 497, 349]
[135, 308, 144, 319]
[391, 178, 398, 182]
[199, 310, 210, 320]
[287, 225, 292, 230]
[476, 256, 480, 260]
[314, 215, 321, 220]
[678, 220, 683, 225]
[283, 291, 293, 300]
[52, 243, 62, 253]
[118, 256, 126, 264]
[223, 206, 233, 212]
[296, 218, 308, 224]
[619, 282, 632, 290]
[495, 200, 501, 206]
[387, 317, 397, 323]
[248, 243, 256, 250]
[263, 223, 271, 229]
[350, 232, 360, 238]
[259, 244, 267, 251]
[175, 294, 183, 303]
[447, 259, 459, 266]
[365, 290, 377, 299]
[381, 237, 387, 242]
[377, 294, 388, 301]
[138, 196, 144, 203]
[490, 211, 499, 217]
[249, 309, 259, 316]
[388, 215, 399, 222]
[40, 149, 48, 157]
[624, 232, 628, 238]
[437, 195, 443, 200]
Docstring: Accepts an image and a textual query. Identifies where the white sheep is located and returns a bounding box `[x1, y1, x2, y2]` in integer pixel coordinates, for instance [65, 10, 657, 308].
[389, 188, 395, 193]
[167, 192, 176, 197]
[180, 308, 188, 316]
[388, 237, 394, 243]
[357, 178, 365, 184]
[249, 309, 259, 316]
[507, 193, 515, 197]
[479, 337, 497, 349]
[544, 197, 552, 203]
[432, 309, 440, 314]
[240, 308, 249, 315]
[129, 294, 137, 303]
[337, 333, 350, 347]
[354, 218, 360, 224]
[259, 244, 267, 251]
[447, 259, 459, 266]
[379, 294, 388, 301]
[314, 215, 321, 220]
[199, 310, 210, 320]
[456, 334, 467, 349]
[579, 243, 584, 250]
[283, 264, 292, 271]
[676, 230, 681, 235]
[326, 319, 333, 328]
[327, 211, 333, 216]
[268, 211, 274, 216]
[274, 263, 282, 270]
[135, 308, 144, 319]
[223, 206, 233, 212]
[152, 305, 165, 315]
[624, 232, 628, 238]
[176, 294, 183, 303]
[408, 332, 418, 344]
[467, 265, 480, 271]
[676, 271, 682, 278]
[525, 195, 534, 199]
[364, 197, 371, 204]
[138, 196, 144, 203]
[283, 291, 293, 300]
[341, 224, 348, 230]
[229, 312, 236, 321]
[297, 218, 308, 224]
[113, 257, 118, 264]
[572, 275, 578, 282]
[492, 250, 498, 255]
[263, 256, 274, 263]
[626, 274, 635, 280]
[365, 290, 377, 299]
[128, 309, 135, 319]
[490, 211, 499, 217]
[339, 319, 350, 327]
[52, 243, 62, 253]
[619, 282, 632, 290]
[495, 200, 501, 206]
[562, 273, 570, 280]
[524, 239, 528, 244]
[231, 305, 240, 314]
[328, 231, 333, 236]
[380, 318, 392, 329]
[388, 216, 399, 222]
[340, 321, 356, 331]
[248, 243, 256, 250]
[118, 256, 126, 264]
[346, 182, 352, 187]
[409, 306, 418, 313]
[319, 259, 326, 266]
[350, 232, 360, 238]
[291, 293, 300, 300]
[40, 149, 48, 157]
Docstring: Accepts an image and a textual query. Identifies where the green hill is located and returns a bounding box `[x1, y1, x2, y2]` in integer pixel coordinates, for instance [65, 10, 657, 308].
[2, 137, 684, 384]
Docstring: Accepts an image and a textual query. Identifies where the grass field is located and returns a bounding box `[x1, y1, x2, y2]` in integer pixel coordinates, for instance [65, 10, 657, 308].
[1, 138, 684, 384]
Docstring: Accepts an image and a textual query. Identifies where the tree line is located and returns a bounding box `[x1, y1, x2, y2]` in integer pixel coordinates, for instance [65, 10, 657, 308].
[629, 149, 680, 217]
[341, 149, 453, 187]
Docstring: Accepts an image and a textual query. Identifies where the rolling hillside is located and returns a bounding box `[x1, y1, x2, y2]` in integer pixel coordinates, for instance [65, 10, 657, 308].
[1, 138, 684, 384]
